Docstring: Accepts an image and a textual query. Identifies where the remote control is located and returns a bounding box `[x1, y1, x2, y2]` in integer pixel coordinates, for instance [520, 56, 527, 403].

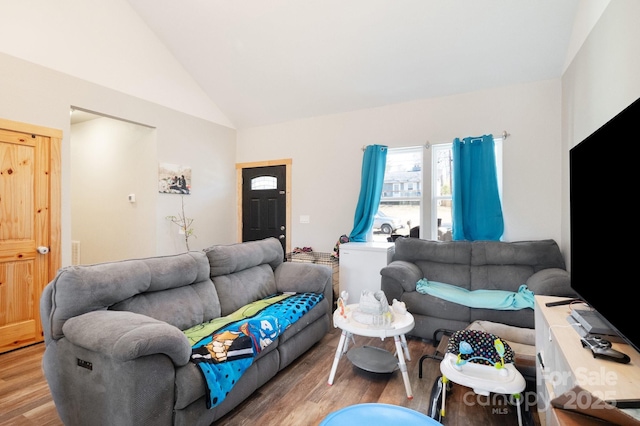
[581, 337, 630, 364]
[583, 335, 612, 349]
[545, 298, 582, 307]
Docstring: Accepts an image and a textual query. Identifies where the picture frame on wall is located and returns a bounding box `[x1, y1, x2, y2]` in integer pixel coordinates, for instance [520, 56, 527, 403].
[158, 163, 192, 194]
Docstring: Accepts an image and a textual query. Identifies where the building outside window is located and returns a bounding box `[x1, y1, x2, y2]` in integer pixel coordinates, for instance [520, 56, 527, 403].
[373, 146, 422, 242]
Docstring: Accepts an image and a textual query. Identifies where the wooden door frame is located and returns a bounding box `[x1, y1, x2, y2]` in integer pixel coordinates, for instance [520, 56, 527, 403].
[236, 159, 291, 254]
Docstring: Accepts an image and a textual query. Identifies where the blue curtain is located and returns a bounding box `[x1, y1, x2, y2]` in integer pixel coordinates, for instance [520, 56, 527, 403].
[349, 144, 388, 242]
[452, 134, 503, 241]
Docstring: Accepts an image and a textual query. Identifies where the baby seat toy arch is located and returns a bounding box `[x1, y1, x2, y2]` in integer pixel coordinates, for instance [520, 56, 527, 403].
[446, 329, 515, 367]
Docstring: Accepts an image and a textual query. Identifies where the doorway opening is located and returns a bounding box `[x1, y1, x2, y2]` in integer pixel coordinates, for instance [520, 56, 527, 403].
[70, 108, 157, 264]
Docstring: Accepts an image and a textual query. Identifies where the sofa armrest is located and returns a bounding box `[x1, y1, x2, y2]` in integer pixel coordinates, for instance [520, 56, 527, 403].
[380, 261, 423, 302]
[526, 268, 576, 298]
[62, 310, 192, 366]
[381, 261, 422, 292]
[274, 262, 332, 295]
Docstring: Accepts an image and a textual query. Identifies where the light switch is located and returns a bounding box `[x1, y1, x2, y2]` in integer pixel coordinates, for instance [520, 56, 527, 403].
[300, 215, 310, 223]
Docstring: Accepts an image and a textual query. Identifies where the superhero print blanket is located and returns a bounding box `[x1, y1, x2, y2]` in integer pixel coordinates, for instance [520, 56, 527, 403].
[184, 292, 324, 409]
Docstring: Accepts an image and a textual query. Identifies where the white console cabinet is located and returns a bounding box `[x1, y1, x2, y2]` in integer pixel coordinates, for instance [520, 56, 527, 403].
[338, 242, 394, 299]
[535, 295, 640, 425]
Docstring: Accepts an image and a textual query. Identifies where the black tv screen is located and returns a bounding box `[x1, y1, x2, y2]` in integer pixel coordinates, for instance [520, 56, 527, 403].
[570, 96, 640, 354]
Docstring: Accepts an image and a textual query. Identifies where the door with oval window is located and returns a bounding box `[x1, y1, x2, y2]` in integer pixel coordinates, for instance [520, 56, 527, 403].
[241, 164, 288, 254]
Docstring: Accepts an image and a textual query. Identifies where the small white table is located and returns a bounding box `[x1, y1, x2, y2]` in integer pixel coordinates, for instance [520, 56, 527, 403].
[327, 303, 415, 399]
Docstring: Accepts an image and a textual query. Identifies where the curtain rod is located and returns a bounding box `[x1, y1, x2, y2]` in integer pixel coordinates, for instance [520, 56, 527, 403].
[362, 130, 510, 151]
[424, 130, 510, 149]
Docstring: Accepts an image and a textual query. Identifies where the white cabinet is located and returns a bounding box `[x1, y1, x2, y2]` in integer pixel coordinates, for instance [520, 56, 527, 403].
[339, 242, 395, 299]
[535, 295, 640, 425]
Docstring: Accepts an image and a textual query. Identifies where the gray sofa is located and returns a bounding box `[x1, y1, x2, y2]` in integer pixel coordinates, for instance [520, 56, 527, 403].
[40, 237, 332, 426]
[380, 237, 575, 341]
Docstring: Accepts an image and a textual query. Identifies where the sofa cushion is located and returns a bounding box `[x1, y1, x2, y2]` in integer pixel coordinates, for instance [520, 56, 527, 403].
[205, 238, 283, 276]
[469, 240, 566, 292]
[278, 299, 329, 345]
[415, 260, 471, 289]
[205, 238, 284, 316]
[470, 306, 534, 329]
[44, 252, 213, 340]
[111, 280, 221, 331]
[174, 337, 279, 410]
[401, 290, 470, 322]
[211, 264, 278, 316]
[470, 264, 536, 292]
[470, 239, 566, 270]
[394, 238, 471, 265]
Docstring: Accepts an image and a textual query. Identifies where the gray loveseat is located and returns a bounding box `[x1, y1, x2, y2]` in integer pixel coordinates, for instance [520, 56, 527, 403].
[380, 237, 575, 341]
[40, 238, 332, 426]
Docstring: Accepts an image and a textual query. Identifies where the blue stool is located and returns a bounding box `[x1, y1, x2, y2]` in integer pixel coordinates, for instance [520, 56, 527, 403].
[320, 403, 442, 425]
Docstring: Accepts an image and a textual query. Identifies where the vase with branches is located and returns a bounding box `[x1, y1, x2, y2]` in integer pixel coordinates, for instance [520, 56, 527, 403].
[166, 195, 196, 251]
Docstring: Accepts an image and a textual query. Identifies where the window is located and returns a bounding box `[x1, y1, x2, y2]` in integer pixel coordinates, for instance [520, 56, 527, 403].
[374, 146, 422, 242]
[431, 138, 503, 241]
[251, 176, 277, 190]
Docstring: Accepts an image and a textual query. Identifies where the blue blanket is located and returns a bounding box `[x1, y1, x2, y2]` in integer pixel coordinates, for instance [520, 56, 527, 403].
[185, 292, 323, 409]
[416, 279, 534, 310]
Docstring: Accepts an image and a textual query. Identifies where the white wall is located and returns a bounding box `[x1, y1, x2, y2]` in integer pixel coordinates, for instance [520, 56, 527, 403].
[0, 52, 238, 266]
[71, 117, 156, 263]
[560, 0, 640, 269]
[5, 0, 634, 268]
[237, 79, 563, 252]
[0, 0, 232, 128]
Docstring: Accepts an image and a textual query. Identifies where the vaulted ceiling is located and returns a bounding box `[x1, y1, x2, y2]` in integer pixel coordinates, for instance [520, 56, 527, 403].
[126, 0, 580, 129]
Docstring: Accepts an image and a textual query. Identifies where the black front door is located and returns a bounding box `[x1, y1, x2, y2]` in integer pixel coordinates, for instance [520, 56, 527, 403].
[242, 165, 287, 253]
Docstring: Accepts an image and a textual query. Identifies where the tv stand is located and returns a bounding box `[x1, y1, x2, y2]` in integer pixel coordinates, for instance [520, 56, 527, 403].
[535, 295, 640, 425]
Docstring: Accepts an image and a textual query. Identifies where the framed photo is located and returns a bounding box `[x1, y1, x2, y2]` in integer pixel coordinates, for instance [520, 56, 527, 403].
[159, 163, 191, 194]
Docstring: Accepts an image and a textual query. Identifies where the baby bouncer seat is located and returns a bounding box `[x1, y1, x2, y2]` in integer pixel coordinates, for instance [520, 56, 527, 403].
[431, 329, 526, 425]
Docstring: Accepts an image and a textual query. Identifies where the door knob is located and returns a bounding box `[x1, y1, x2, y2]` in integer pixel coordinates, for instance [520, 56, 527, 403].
[279, 235, 285, 240]
[37, 246, 50, 254]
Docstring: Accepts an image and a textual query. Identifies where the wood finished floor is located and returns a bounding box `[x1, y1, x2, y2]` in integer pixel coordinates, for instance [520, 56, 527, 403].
[0, 327, 540, 425]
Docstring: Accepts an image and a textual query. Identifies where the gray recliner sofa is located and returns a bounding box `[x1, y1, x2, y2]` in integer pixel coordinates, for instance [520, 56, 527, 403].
[380, 237, 575, 341]
[40, 237, 332, 426]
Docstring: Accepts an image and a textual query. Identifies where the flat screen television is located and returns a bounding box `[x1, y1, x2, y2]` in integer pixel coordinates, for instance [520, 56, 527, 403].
[570, 96, 640, 355]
